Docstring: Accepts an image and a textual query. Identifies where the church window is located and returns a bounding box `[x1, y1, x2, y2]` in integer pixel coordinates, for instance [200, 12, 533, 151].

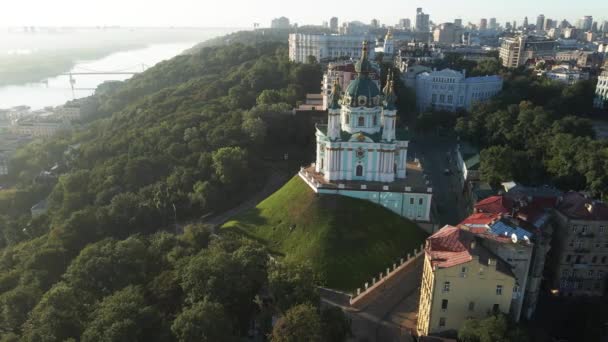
[358, 116, 365, 127]
[320, 158, 324, 169]
[356, 165, 363, 177]
[373, 115, 377, 125]
[419, 198, 423, 205]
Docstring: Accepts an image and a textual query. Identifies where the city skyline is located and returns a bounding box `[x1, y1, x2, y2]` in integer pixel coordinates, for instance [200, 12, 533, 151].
[1, 0, 607, 28]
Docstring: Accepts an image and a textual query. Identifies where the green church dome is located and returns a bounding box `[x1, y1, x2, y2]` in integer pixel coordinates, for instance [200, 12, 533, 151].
[344, 41, 381, 107]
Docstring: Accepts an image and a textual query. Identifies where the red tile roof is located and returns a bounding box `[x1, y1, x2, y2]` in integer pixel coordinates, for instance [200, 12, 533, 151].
[426, 226, 515, 276]
[460, 212, 501, 226]
[474, 196, 514, 214]
[558, 192, 608, 221]
[426, 226, 474, 268]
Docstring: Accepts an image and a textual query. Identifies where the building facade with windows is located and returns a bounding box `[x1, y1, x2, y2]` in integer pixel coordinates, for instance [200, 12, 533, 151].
[594, 66, 608, 109]
[499, 35, 557, 68]
[551, 192, 608, 296]
[414, 69, 503, 112]
[417, 226, 516, 336]
[288, 33, 376, 63]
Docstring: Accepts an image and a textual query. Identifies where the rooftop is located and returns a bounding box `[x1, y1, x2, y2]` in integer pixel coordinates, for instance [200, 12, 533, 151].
[425, 225, 514, 276]
[557, 192, 608, 221]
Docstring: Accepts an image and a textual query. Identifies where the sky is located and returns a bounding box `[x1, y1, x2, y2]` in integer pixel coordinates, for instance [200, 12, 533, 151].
[2, 0, 607, 28]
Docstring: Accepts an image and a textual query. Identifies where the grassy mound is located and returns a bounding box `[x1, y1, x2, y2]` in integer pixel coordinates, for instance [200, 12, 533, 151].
[222, 176, 428, 291]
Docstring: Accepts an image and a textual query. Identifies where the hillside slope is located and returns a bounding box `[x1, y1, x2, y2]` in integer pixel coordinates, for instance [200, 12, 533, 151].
[222, 176, 428, 291]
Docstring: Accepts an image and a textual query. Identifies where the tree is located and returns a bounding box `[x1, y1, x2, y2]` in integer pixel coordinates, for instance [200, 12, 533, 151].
[458, 314, 529, 342]
[171, 300, 236, 342]
[81, 286, 164, 342]
[211, 147, 248, 185]
[479, 146, 520, 187]
[268, 262, 319, 313]
[22, 283, 91, 342]
[271, 303, 321, 342]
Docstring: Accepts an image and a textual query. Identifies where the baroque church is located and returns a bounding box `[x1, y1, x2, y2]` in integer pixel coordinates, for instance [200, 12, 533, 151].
[315, 42, 409, 183]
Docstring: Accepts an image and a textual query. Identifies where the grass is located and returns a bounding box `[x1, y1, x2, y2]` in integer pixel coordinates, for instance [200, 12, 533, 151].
[222, 176, 428, 291]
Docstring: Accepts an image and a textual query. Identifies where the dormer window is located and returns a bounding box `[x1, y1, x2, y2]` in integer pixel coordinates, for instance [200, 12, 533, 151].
[358, 96, 367, 106]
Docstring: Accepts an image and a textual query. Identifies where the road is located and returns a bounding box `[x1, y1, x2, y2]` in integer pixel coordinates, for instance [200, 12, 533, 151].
[409, 135, 469, 227]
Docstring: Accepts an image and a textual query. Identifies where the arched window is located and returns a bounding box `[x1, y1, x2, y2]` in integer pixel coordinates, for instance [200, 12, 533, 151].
[358, 116, 365, 127]
[373, 115, 377, 125]
[320, 158, 324, 169]
[356, 165, 363, 177]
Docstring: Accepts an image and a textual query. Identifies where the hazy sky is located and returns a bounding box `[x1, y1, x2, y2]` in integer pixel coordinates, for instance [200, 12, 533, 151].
[3, 0, 607, 28]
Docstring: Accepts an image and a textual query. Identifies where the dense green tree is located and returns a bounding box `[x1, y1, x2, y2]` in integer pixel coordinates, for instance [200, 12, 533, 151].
[458, 314, 529, 342]
[271, 303, 321, 342]
[81, 286, 164, 342]
[211, 147, 249, 185]
[268, 262, 319, 313]
[171, 300, 235, 342]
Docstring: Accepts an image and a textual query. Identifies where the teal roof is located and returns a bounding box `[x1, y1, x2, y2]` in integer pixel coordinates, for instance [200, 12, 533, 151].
[345, 77, 381, 105]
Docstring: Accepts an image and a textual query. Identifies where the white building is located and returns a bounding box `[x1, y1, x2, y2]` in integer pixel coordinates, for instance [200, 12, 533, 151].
[10, 119, 70, 138]
[414, 69, 503, 112]
[543, 66, 589, 85]
[288, 33, 376, 63]
[499, 35, 557, 68]
[595, 67, 608, 109]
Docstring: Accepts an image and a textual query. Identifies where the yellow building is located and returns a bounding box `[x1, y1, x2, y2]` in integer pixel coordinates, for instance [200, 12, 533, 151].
[417, 226, 516, 336]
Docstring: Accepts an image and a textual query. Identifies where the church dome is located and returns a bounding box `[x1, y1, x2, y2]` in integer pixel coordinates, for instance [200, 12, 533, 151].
[345, 78, 381, 107]
[345, 41, 381, 107]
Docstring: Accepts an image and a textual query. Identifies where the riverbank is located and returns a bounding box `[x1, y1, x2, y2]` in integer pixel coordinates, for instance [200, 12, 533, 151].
[0, 44, 145, 86]
[0, 27, 236, 87]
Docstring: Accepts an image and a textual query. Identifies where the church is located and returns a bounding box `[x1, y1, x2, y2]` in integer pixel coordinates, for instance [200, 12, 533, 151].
[300, 42, 433, 223]
[315, 42, 409, 183]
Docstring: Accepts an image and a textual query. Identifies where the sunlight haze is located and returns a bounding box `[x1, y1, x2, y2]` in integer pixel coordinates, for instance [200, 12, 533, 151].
[2, 0, 607, 27]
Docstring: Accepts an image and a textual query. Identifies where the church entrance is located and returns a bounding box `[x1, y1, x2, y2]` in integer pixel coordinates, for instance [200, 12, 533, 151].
[356, 165, 363, 177]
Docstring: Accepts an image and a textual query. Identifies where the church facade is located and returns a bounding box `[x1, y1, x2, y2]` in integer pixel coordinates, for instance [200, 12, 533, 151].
[315, 42, 408, 183]
[300, 42, 434, 224]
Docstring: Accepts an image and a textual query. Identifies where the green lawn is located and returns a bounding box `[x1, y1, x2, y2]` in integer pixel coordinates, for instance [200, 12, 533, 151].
[222, 176, 428, 291]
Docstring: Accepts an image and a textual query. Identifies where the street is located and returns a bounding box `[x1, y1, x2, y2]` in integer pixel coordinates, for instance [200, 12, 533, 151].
[409, 135, 469, 227]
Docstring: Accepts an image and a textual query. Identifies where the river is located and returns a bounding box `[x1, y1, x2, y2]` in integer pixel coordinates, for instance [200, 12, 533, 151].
[0, 42, 197, 110]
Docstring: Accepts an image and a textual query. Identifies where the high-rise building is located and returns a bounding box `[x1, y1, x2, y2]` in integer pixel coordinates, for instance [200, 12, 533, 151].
[577, 16, 593, 31]
[523, 16, 529, 29]
[560, 19, 570, 29]
[415, 8, 430, 32]
[536, 14, 545, 31]
[330, 17, 339, 32]
[602, 21, 608, 33]
[489, 18, 497, 30]
[479, 18, 488, 30]
[398, 18, 411, 30]
[271, 17, 290, 29]
[544, 19, 554, 31]
[454, 19, 463, 27]
[370, 18, 379, 28]
[592, 21, 598, 32]
[433, 23, 462, 45]
[499, 35, 557, 68]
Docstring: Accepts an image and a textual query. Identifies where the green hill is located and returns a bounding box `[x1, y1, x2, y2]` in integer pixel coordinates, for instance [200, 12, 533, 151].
[222, 176, 428, 291]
